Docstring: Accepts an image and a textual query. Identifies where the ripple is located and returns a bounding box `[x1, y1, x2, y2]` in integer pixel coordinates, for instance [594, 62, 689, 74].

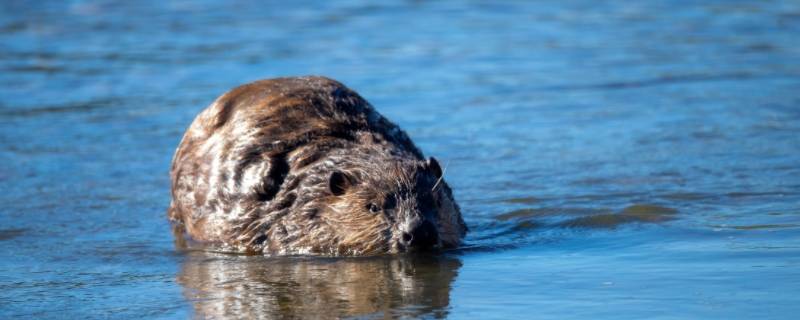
[0, 98, 120, 118]
[0, 228, 28, 241]
[619, 204, 678, 217]
[495, 207, 610, 221]
[492, 204, 678, 232]
[726, 191, 791, 198]
[539, 72, 800, 91]
[710, 224, 800, 230]
[660, 192, 715, 201]
[498, 196, 541, 204]
[4, 64, 66, 74]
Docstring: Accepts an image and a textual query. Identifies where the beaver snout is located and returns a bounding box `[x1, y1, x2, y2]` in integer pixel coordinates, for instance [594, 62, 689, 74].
[400, 220, 439, 250]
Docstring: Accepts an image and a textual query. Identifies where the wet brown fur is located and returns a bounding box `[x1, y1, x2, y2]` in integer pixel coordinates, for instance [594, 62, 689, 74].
[169, 76, 467, 256]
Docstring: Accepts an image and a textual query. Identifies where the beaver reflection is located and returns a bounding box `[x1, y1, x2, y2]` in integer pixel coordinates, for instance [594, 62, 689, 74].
[177, 252, 462, 319]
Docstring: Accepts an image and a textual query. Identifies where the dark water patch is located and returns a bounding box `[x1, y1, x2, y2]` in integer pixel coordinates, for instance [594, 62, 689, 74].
[4, 64, 66, 74]
[0, 21, 28, 33]
[188, 42, 245, 55]
[498, 196, 541, 204]
[557, 192, 650, 202]
[0, 271, 175, 293]
[483, 204, 678, 241]
[741, 42, 776, 53]
[86, 242, 173, 263]
[539, 72, 799, 91]
[468, 195, 543, 205]
[451, 242, 524, 254]
[470, 220, 544, 241]
[620, 204, 678, 217]
[572, 175, 687, 187]
[663, 190, 797, 206]
[0, 228, 28, 241]
[559, 214, 645, 229]
[95, 194, 126, 202]
[0, 98, 120, 118]
[495, 207, 611, 221]
[4, 144, 75, 156]
[571, 177, 613, 185]
[494, 208, 538, 221]
[561, 204, 680, 228]
[660, 192, 716, 201]
[691, 129, 725, 140]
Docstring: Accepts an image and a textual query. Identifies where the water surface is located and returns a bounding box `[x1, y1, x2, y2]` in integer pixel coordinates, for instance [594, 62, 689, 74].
[1, 1, 800, 319]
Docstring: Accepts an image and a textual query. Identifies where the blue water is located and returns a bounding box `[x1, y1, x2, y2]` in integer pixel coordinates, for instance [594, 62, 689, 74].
[2, 1, 800, 319]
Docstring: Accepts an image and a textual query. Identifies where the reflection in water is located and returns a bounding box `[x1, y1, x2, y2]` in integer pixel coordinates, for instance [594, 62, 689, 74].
[172, 203, 676, 319]
[177, 251, 461, 319]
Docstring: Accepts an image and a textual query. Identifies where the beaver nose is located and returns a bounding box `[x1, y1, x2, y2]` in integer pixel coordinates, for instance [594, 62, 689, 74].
[401, 220, 439, 250]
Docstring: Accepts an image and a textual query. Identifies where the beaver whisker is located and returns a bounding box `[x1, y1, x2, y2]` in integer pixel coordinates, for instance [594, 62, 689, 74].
[431, 160, 450, 192]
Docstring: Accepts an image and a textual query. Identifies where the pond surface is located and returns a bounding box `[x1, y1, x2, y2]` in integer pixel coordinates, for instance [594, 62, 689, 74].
[1, 1, 800, 319]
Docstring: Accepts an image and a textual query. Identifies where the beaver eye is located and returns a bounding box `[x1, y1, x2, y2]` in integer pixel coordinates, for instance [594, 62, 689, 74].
[384, 196, 397, 210]
[367, 203, 381, 214]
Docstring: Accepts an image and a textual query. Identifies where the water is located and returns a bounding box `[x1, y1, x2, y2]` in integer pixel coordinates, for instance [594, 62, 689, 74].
[1, 1, 799, 318]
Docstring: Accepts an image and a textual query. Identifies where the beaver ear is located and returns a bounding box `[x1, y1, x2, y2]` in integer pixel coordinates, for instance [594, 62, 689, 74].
[329, 171, 354, 196]
[427, 157, 442, 178]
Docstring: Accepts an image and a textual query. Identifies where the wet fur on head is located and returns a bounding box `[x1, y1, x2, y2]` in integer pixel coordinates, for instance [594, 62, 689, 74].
[168, 76, 467, 256]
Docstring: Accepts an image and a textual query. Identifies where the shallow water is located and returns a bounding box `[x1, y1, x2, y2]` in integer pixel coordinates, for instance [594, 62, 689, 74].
[2, 1, 800, 319]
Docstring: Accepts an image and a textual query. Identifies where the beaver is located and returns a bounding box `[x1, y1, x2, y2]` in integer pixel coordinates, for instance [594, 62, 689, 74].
[168, 76, 467, 256]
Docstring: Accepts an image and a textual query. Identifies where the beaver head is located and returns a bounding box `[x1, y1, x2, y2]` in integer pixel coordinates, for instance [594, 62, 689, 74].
[320, 155, 466, 254]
